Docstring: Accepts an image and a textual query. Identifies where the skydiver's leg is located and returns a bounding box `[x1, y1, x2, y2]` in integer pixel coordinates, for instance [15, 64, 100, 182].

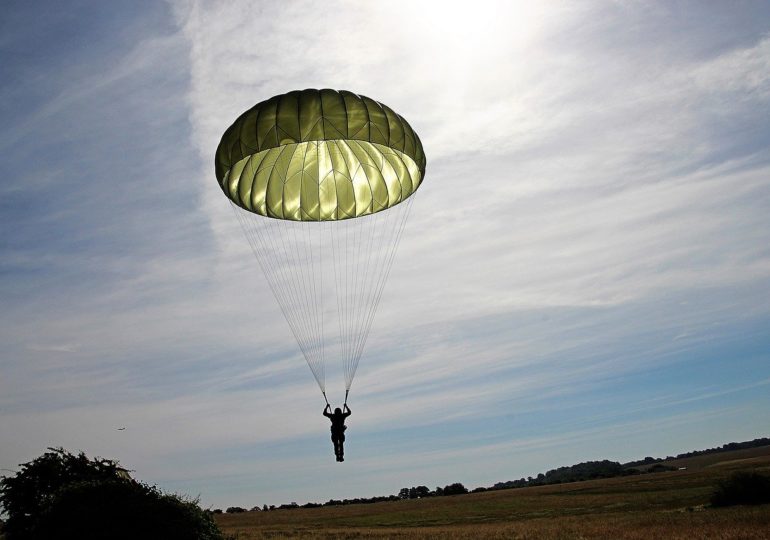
[332, 433, 343, 460]
[338, 433, 345, 461]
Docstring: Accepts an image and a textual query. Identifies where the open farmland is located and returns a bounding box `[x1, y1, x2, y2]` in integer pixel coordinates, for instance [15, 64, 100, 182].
[216, 447, 770, 539]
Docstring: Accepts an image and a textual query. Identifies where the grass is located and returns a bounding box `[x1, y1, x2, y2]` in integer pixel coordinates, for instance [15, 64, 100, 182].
[216, 446, 770, 539]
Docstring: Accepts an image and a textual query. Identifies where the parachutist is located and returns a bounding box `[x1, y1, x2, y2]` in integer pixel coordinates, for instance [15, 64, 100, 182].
[216, 91, 424, 435]
[323, 404, 351, 462]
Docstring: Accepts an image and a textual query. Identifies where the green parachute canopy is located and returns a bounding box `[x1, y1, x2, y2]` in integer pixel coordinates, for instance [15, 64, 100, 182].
[215, 89, 426, 221]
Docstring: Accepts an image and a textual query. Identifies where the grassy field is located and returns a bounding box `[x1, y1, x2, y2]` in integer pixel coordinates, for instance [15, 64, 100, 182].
[216, 446, 770, 539]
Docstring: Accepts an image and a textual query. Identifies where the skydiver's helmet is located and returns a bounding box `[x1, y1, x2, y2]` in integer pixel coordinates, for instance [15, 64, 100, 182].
[335, 408, 342, 415]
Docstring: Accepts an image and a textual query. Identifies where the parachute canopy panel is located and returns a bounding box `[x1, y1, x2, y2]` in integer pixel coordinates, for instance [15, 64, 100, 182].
[215, 89, 426, 221]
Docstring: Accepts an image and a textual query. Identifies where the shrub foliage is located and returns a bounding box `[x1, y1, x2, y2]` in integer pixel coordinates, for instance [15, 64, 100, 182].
[0, 447, 224, 540]
[711, 471, 770, 507]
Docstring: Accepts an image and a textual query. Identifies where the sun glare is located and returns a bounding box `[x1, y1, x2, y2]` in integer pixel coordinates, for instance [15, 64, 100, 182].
[412, 0, 548, 49]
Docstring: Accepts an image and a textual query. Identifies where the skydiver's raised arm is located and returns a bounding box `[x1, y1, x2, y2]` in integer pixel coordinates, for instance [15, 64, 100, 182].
[343, 404, 351, 417]
[323, 404, 332, 418]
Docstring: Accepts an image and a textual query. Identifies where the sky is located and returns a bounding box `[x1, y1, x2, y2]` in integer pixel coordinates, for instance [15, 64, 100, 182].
[1, 0, 770, 509]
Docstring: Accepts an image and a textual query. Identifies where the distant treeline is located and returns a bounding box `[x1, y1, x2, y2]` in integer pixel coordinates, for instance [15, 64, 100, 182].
[623, 437, 770, 468]
[491, 460, 643, 490]
[213, 483, 471, 513]
[214, 435, 769, 513]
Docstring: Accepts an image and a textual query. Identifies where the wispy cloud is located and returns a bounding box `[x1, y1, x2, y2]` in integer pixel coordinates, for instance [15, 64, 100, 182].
[26, 343, 80, 353]
[1, 0, 769, 507]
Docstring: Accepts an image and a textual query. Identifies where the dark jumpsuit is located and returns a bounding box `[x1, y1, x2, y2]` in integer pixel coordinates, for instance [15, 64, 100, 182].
[323, 405, 351, 461]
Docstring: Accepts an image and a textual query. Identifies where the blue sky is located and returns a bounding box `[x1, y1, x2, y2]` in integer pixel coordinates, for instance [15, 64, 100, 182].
[2, 1, 770, 508]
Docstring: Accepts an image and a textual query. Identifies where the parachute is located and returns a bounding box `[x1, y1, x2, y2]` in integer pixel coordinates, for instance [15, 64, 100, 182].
[215, 89, 426, 403]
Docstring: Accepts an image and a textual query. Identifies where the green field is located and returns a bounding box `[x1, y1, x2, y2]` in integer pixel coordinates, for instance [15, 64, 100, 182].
[216, 446, 770, 539]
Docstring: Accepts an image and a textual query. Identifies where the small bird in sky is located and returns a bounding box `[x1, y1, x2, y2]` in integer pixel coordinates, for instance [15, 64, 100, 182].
[117, 427, 126, 431]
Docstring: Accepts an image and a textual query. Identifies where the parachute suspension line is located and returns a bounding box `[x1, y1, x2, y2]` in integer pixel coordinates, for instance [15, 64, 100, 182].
[345, 207, 379, 388]
[261, 222, 302, 348]
[287, 218, 325, 390]
[330, 215, 355, 391]
[270, 219, 320, 386]
[345, 195, 416, 389]
[330, 218, 344, 387]
[345, 216, 365, 387]
[354, 212, 374, 381]
[315, 223, 325, 382]
[281, 214, 326, 395]
[350, 209, 381, 384]
[274, 217, 324, 391]
[326, 195, 417, 392]
[290, 219, 322, 384]
[230, 192, 417, 399]
[344, 216, 361, 387]
[345, 212, 353, 382]
[343, 218, 354, 387]
[359, 207, 384, 364]
[344, 388, 349, 407]
[230, 204, 315, 387]
[334, 215, 356, 391]
[231, 203, 326, 393]
[296, 220, 322, 387]
[257, 216, 321, 389]
[339, 218, 348, 387]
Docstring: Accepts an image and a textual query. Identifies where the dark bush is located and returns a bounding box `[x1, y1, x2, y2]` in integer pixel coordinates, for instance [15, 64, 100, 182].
[0, 448, 224, 540]
[0, 448, 128, 539]
[31, 480, 223, 540]
[711, 471, 770, 507]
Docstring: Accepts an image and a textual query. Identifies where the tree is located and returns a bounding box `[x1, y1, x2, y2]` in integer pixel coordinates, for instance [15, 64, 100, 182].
[31, 480, 223, 540]
[0, 447, 127, 539]
[442, 483, 468, 496]
[398, 486, 431, 499]
[0, 448, 224, 540]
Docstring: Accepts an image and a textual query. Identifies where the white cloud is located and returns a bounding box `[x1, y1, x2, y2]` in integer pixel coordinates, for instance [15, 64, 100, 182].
[2, 0, 769, 507]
